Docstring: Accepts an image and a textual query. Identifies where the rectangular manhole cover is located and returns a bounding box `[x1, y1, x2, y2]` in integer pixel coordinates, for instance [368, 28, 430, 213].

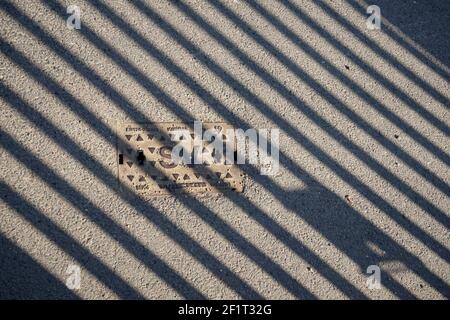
[117, 122, 244, 195]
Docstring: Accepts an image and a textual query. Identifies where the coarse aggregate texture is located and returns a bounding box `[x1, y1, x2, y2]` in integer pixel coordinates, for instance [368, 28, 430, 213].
[0, 0, 449, 299]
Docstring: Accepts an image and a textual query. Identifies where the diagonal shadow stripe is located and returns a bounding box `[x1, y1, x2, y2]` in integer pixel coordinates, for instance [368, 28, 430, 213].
[0, 182, 144, 299]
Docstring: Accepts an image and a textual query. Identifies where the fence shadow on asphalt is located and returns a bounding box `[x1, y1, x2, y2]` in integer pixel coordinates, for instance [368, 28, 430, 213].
[2, 0, 370, 299]
[130, 0, 450, 295]
[0, 0, 449, 299]
[0, 80, 263, 299]
[1, 0, 363, 299]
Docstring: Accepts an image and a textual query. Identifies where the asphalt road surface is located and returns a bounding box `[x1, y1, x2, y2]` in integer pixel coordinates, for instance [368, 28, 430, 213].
[0, 0, 449, 299]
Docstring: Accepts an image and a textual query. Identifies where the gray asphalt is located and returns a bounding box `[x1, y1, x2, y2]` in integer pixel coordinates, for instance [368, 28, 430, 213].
[0, 0, 449, 299]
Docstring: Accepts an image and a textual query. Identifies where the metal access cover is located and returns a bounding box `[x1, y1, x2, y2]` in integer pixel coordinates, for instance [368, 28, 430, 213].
[117, 122, 244, 195]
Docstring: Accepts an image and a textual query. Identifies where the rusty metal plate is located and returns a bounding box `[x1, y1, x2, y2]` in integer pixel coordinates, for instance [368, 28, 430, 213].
[117, 122, 244, 195]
